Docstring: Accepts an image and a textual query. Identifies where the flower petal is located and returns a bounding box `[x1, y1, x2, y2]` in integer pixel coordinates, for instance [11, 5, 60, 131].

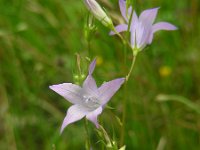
[83, 59, 98, 95]
[128, 6, 133, 17]
[130, 29, 136, 48]
[148, 22, 177, 44]
[109, 24, 128, 35]
[130, 11, 139, 31]
[49, 83, 82, 104]
[98, 78, 125, 105]
[119, 0, 128, 21]
[83, 75, 98, 96]
[147, 32, 154, 44]
[139, 7, 159, 25]
[135, 22, 151, 49]
[60, 105, 89, 133]
[89, 58, 96, 75]
[86, 106, 102, 128]
[130, 11, 139, 48]
[152, 22, 177, 33]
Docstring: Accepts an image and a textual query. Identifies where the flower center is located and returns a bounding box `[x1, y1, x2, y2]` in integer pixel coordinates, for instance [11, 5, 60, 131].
[83, 95, 100, 109]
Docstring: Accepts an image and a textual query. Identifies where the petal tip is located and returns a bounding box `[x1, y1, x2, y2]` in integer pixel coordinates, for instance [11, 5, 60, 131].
[119, 0, 126, 6]
[60, 125, 66, 135]
[172, 26, 178, 30]
[119, 77, 125, 83]
[151, 7, 160, 11]
[49, 84, 61, 91]
[60, 124, 66, 134]
[59, 129, 63, 135]
[109, 31, 115, 35]
[49, 85, 54, 90]
[89, 58, 97, 75]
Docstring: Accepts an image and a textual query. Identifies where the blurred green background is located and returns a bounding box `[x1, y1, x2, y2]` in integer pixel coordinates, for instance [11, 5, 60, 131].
[0, 0, 200, 149]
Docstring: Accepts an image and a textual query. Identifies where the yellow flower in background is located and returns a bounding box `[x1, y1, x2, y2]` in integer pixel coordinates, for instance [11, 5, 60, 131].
[96, 56, 103, 66]
[159, 65, 172, 77]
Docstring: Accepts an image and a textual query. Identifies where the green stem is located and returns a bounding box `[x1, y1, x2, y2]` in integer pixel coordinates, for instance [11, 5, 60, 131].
[112, 28, 133, 50]
[87, 38, 91, 58]
[127, 8, 134, 32]
[99, 125, 118, 150]
[120, 50, 138, 146]
[84, 119, 91, 150]
[120, 83, 127, 146]
[119, 8, 135, 146]
[126, 51, 137, 81]
[126, 9, 137, 81]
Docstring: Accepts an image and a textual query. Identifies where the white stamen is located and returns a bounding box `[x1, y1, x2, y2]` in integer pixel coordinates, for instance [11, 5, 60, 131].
[82, 95, 100, 109]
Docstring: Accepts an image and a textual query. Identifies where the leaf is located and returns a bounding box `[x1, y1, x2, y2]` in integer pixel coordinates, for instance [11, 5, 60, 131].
[105, 105, 115, 110]
[156, 94, 200, 114]
[115, 116, 123, 126]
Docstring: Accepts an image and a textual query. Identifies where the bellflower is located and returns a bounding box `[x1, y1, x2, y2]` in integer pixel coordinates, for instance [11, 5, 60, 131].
[84, 0, 113, 28]
[110, 0, 177, 51]
[49, 59, 125, 133]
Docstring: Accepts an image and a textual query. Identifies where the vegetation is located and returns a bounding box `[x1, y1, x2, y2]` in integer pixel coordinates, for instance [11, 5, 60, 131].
[0, 0, 200, 149]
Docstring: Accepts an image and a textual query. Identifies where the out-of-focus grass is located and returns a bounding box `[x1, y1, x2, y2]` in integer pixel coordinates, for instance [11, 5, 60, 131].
[0, 0, 200, 149]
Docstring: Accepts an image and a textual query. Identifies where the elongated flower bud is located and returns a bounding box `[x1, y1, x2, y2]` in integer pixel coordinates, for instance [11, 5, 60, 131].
[84, 0, 113, 28]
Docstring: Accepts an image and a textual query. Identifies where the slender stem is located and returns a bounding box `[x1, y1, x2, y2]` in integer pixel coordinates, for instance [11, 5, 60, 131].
[124, 5, 134, 71]
[120, 8, 135, 146]
[114, 30, 126, 44]
[120, 51, 137, 146]
[84, 119, 91, 150]
[126, 51, 137, 81]
[99, 125, 118, 150]
[112, 28, 133, 50]
[120, 83, 127, 146]
[86, 13, 94, 59]
[123, 46, 127, 67]
[125, 4, 138, 81]
[87, 39, 91, 58]
[100, 125, 113, 145]
[127, 8, 134, 32]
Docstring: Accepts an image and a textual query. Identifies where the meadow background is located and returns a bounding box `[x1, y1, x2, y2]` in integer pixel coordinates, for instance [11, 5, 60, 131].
[0, 0, 200, 149]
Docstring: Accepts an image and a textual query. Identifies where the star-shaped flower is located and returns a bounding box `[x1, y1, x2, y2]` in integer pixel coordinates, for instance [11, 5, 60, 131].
[110, 0, 177, 50]
[49, 59, 125, 133]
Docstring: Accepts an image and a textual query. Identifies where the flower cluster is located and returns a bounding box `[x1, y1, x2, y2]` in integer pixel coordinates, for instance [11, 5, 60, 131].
[49, 0, 177, 136]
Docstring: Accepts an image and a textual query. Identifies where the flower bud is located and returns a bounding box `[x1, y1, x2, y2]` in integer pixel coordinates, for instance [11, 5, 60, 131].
[80, 74, 86, 80]
[84, 0, 113, 28]
[84, 15, 96, 41]
[73, 74, 79, 80]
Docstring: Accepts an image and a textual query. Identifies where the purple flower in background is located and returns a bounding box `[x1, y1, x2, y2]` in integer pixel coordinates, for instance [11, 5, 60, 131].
[110, 0, 177, 50]
[49, 59, 125, 133]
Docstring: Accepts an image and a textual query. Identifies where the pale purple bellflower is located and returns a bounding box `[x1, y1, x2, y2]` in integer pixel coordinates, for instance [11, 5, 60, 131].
[110, 0, 177, 51]
[49, 59, 125, 133]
